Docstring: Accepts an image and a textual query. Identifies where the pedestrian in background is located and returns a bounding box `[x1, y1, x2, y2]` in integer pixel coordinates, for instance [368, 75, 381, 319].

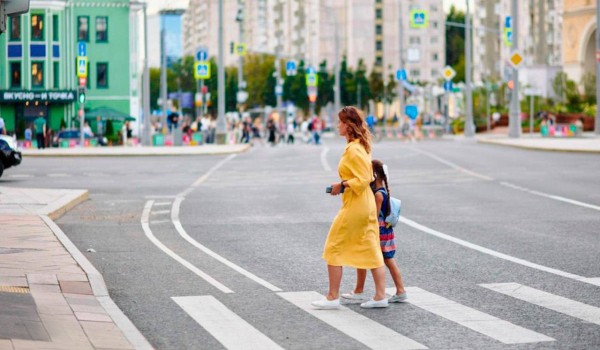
[342, 159, 407, 304]
[0, 116, 5, 135]
[34, 115, 46, 149]
[312, 106, 388, 310]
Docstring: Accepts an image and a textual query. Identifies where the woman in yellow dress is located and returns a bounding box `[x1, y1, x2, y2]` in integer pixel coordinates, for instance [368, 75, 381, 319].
[312, 106, 388, 309]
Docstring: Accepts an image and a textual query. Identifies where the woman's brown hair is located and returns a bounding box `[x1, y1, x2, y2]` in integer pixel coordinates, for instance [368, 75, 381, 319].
[338, 106, 371, 153]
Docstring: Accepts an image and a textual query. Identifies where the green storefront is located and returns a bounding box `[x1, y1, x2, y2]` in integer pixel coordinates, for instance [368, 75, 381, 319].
[0, 0, 140, 138]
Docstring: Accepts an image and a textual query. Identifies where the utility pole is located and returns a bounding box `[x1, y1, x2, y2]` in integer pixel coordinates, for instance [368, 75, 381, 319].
[216, 0, 226, 144]
[142, 3, 151, 145]
[398, 0, 405, 121]
[334, 9, 341, 115]
[508, 0, 521, 138]
[464, 0, 475, 137]
[596, 0, 600, 135]
[274, 0, 283, 121]
[160, 17, 167, 135]
[237, 0, 245, 113]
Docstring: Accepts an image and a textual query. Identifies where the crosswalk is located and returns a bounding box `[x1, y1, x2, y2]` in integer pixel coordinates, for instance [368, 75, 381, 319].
[173, 283, 599, 349]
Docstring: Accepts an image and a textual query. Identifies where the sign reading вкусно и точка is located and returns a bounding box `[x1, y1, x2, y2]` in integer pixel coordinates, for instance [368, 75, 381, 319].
[0, 90, 76, 103]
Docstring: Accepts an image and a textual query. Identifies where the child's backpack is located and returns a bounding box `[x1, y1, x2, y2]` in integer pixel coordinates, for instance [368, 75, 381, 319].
[384, 197, 402, 227]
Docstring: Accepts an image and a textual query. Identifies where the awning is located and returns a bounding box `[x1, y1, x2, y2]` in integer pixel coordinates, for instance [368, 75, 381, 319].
[85, 107, 135, 122]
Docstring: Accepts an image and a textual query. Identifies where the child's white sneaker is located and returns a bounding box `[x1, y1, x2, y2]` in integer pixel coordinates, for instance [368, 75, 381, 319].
[311, 298, 340, 310]
[360, 298, 389, 309]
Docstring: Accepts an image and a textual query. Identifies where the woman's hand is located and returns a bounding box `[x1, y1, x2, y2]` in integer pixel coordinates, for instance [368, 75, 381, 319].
[330, 182, 343, 196]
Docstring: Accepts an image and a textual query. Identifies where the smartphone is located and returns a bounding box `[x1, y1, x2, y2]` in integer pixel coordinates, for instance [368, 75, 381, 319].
[326, 186, 344, 193]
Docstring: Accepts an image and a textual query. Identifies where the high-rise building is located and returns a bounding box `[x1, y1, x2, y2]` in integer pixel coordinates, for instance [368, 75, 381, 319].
[473, 0, 562, 94]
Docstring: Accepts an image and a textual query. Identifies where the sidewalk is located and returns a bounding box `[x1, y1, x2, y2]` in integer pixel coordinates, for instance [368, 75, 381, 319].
[476, 133, 600, 153]
[21, 144, 250, 157]
[0, 187, 153, 350]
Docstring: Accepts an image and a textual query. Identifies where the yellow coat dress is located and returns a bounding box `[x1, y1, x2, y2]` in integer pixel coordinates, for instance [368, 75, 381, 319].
[322, 139, 384, 269]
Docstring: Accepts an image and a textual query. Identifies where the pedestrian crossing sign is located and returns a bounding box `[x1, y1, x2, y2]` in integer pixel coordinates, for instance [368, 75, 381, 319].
[235, 43, 247, 56]
[306, 73, 318, 87]
[194, 62, 210, 80]
[410, 10, 428, 28]
[504, 28, 513, 47]
[77, 56, 88, 78]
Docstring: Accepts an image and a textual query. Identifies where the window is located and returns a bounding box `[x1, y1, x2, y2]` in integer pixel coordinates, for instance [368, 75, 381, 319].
[375, 25, 382, 35]
[432, 21, 438, 29]
[53, 62, 60, 89]
[410, 69, 420, 77]
[97, 62, 108, 88]
[409, 36, 420, 44]
[96, 17, 108, 42]
[431, 69, 438, 77]
[10, 62, 21, 88]
[431, 36, 438, 44]
[53, 15, 59, 41]
[375, 56, 383, 66]
[31, 62, 44, 87]
[9, 16, 21, 41]
[375, 9, 382, 19]
[78, 16, 89, 42]
[376, 41, 382, 51]
[31, 14, 44, 41]
[432, 53, 439, 61]
[431, 5, 438, 12]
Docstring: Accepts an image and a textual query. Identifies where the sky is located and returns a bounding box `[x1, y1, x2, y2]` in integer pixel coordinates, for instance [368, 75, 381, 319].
[148, 0, 470, 16]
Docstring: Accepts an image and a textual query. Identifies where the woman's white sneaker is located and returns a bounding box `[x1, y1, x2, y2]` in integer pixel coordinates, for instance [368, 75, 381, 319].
[388, 293, 407, 303]
[360, 298, 389, 309]
[311, 298, 341, 310]
[341, 292, 367, 301]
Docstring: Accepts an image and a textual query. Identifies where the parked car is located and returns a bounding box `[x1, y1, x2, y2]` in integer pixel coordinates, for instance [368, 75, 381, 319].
[0, 135, 22, 178]
[52, 129, 97, 147]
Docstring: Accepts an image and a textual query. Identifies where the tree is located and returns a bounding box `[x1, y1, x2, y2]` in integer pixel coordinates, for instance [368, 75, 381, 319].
[283, 60, 308, 114]
[243, 53, 277, 108]
[317, 60, 334, 113]
[581, 72, 596, 104]
[446, 5, 465, 81]
[355, 59, 372, 109]
[369, 70, 384, 102]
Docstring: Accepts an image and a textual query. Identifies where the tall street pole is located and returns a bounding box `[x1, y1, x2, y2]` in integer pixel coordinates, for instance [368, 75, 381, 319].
[142, 3, 151, 145]
[508, 0, 521, 138]
[274, 0, 283, 122]
[237, 0, 245, 114]
[334, 10, 341, 115]
[216, 0, 226, 144]
[464, 0, 475, 137]
[398, 0, 404, 119]
[160, 17, 167, 134]
[596, 0, 600, 135]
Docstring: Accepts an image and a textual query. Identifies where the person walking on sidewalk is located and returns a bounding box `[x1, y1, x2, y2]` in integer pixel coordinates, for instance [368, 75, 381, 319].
[34, 115, 46, 149]
[312, 106, 388, 310]
[342, 159, 407, 304]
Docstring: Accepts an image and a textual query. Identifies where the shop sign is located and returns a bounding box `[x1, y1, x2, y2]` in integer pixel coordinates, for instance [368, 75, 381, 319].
[0, 90, 76, 103]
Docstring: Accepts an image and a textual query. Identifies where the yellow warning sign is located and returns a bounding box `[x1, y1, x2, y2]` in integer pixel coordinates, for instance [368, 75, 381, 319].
[509, 52, 524, 68]
[442, 66, 456, 81]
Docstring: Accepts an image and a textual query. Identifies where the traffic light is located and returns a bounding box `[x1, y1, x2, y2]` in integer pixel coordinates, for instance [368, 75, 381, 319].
[78, 87, 86, 104]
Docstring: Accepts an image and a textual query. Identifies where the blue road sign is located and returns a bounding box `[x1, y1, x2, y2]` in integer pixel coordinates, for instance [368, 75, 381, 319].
[505, 16, 512, 28]
[405, 105, 418, 120]
[396, 69, 407, 81]
[286, 60, 297, 72]
[306, 66, 316, 74]
[443, 81, 453, 92]
[78, 42, 87, 57]
[196, 48, 208, 62]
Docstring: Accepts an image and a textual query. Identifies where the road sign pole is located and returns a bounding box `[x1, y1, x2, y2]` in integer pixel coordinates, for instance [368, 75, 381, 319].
[79, 95, 85, 147]
[530, 94, 534, 135]
[398, 2, 405, 120]
[486, 86, 491, 132]
[216, 0, 226, 144]
[508, 0, 521, 138]
[334, 10, 341, 116]
[596, 0, 600, 135]
[464, 0, 475, 137]
[142, 3, 152, 146]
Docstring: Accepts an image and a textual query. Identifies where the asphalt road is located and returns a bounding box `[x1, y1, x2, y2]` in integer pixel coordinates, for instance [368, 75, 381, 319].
[2, 138, 599, 350]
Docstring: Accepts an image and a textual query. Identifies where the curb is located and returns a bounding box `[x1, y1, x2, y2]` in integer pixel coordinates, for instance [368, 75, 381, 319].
[39, 195, 154, 350]
[22, 144, 251, 157]
[477, 138, 600, 153]
[43, 190, 89, 220]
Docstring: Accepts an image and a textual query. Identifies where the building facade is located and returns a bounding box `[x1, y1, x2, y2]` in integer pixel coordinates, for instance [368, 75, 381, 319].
[473, 0, 562, 94]
[563, 0, 596, 84]
[0, 0, 141, 135]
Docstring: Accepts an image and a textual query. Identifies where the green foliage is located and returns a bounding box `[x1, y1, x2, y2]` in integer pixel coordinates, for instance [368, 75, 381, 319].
[105, 120, 114, 136]
[369, 70, 384, 102]
[582, 103, 596, 117]
[581, 73, 596, 104]
[283, 60, 308, 113]
[446, 6, 465, 81]
[317, 60, 334, 113]
[552, 72, 568, 103]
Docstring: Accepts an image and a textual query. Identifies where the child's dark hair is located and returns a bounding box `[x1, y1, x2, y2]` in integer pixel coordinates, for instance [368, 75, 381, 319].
[372, 159, 391, 217]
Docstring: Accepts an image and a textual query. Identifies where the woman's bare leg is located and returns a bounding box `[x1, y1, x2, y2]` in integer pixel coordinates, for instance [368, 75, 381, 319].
[353, 269, 367, 294]
[327, 265, 343, 300]
[370, 266, 387, 300]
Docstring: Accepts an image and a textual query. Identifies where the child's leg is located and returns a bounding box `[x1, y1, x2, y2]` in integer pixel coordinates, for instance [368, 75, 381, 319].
[353, 269, 367, 294]
[384, 258, 406, 295]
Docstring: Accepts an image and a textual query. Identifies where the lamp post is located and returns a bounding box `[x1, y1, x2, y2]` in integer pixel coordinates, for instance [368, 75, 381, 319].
[216, 0, 226, 144]
[508, 0, 521, 138]
[464, 0, 475, 137]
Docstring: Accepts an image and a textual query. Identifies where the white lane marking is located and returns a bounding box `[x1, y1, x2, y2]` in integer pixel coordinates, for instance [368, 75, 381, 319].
[7, 174, 33, 178]
[321, 147, 332, 172]
[151, 210, 170, 215]
[172, 197, 282, 292]
[150, 220, 170, 225]
[190, 154, 237, 188]
[141, 201, 233, 294]
[481, 283, 600, 325]
[501, 181, 600, 212]
[173, 295, 283, 350]
[399, 217, 600, 287]
[154, 202, 172, 206]
[144, 195, 176, 199]
[278, 291, 428, 350]
[47, 173, 71, 177]
[399, 287, 554, 344]
[411, 148, 493, 181]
